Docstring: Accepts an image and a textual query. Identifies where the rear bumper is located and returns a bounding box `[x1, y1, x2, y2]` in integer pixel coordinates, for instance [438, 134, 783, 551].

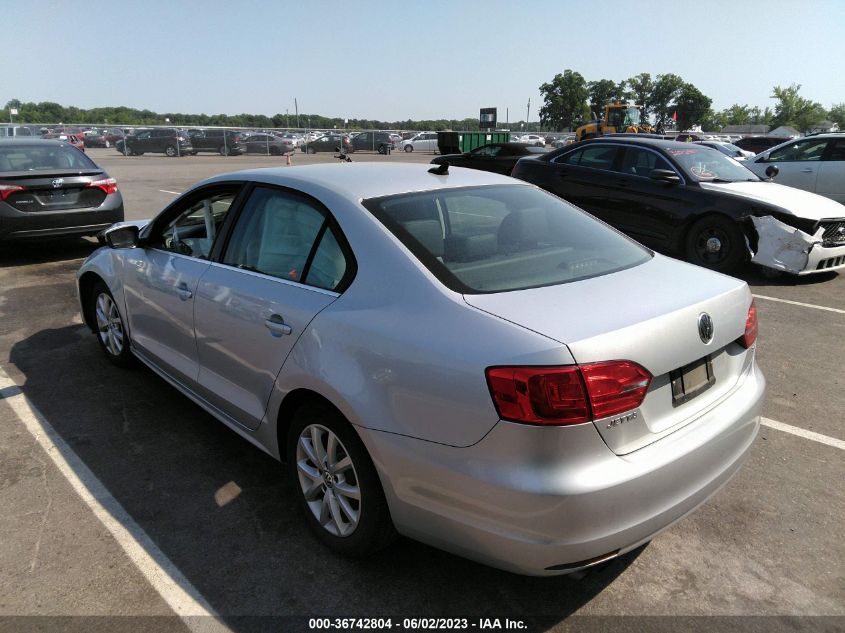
[361, 359, 764, 576]
[0, 201, 124, 240]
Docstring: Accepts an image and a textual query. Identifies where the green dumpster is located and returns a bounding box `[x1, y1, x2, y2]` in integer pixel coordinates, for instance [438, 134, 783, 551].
[437, 131, 512, 155]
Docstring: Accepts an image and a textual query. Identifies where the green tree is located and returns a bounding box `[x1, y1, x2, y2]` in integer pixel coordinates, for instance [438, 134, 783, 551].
[828, 103, 845, 128]
[749, 106, 774, 126]
[673, 83, 712, 131]
[539, 70, 589, 131]
[770, 84, 827, 132]
[649, 73, 685, 130]
[626, 73, 653, 119]
[721, 104, 751, 126]
[587, 79, 618, 116]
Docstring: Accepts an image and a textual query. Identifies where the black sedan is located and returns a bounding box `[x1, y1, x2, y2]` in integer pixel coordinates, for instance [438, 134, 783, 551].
[511, 137, 845, 275]
[301, 134, 352, 154]
[242, 134, 295, 156]
[0, 139, 124, 240]
[430, 142, 546, 176]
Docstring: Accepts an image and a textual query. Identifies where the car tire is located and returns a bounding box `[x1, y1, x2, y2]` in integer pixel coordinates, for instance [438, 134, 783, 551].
[104, 140, 111, 148]
[165, 145, 178, 157]
[270, 146, 281, 156]
[288, 402, 396, 557]
[685, 214, 747, 274]
[378, 145, 386, 155]
[307, 146, 317, 154]
[218, 145, 228, 156]
[404, 145, 413, 153]
[90, 281, 135, 368]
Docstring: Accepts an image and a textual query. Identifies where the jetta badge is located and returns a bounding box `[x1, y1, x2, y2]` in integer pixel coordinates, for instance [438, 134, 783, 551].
[51, 178, 64, 189]
[698, 313, 714, 344]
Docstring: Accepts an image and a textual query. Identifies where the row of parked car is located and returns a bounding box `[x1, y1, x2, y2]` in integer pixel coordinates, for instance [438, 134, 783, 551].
[424, 133, 844, 277]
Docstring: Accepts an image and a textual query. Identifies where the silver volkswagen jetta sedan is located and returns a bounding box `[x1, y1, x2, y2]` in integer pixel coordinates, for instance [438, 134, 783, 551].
[77, 164, 764, 575]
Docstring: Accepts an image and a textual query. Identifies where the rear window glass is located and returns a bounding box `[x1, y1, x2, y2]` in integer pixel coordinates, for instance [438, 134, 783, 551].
[0, 144, 98, 172]
[363, 185, 650, 294]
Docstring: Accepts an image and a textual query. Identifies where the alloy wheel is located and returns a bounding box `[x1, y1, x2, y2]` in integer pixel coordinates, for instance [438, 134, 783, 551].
[296, 424, 361, 537]
[95, 292, 124, 356]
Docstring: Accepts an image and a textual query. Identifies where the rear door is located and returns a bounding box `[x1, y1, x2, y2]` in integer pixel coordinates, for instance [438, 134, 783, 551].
[193, 186, 352, 430]
[817, 138, 845, 203]
[545, 143, 623, 218]
[122, 185, 241, 385]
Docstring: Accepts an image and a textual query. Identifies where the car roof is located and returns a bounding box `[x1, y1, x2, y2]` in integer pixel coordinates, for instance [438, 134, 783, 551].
[0, 138, 70, 146]
[201, 163, 524, 201]
[573, 137, 712, 151]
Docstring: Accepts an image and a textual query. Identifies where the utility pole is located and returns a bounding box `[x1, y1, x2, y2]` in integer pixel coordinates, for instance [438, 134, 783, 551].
[526, 98, 530, 130]
[295, 98, 299, 129]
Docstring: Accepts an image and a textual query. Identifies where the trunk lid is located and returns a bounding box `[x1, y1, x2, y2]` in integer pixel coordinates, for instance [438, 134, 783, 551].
[1, 172, 106, 212]
[464, 254, 754, 454]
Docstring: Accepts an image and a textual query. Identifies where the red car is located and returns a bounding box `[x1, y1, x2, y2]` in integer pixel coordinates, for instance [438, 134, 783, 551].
[43, 128, 86, 152]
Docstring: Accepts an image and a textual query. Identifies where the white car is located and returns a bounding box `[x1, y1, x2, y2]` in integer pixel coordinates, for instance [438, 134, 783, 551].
[744, 134, 845, 203]
[695, 141, 755, 160]
[518, 134, 545, 147]
[401, 132, 438, 153]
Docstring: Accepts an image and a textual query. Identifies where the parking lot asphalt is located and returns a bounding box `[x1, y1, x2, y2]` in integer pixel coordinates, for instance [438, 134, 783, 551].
[0, 149, 842, 633]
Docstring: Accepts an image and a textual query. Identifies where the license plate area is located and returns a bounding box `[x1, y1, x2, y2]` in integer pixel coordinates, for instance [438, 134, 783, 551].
[670, 355, 715, 406]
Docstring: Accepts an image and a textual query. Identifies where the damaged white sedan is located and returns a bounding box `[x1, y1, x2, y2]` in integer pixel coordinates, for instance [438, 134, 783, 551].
[511, 138, 845, 276]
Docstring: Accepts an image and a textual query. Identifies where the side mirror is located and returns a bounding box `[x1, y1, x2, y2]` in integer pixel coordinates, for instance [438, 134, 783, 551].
[649, 169, 681, 184]
[765, 165, 779, 179]
[104, 224, 140, 249]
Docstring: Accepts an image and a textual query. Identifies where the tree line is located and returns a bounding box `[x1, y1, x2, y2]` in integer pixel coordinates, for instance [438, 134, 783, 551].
[1, 99, 508, 132]
[538, 71, 843, 133]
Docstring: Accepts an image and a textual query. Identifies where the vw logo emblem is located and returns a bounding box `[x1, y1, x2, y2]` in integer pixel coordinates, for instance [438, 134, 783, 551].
[698, 313, 714, 344]
[51, 178, 64, 189]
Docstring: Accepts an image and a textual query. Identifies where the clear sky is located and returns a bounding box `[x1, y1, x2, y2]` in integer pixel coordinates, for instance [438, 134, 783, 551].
[5, 0, 844, 122]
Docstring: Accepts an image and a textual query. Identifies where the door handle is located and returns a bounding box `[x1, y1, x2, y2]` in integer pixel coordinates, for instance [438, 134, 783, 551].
[800, 168, 814, 173]
[176, 283, 193, 301]
[264, 314, 292, 337]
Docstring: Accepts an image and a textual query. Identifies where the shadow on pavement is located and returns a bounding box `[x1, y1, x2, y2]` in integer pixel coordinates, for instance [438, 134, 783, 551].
[7, 317, 641, 630]
[0, 238, 99, 268]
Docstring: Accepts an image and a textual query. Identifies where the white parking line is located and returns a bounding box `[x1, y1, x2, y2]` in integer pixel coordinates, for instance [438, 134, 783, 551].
[753, 294, 845, 315]
[761, 417, 845, 451]
[0, 366, 231, 632]
[159, 189, 181, 195]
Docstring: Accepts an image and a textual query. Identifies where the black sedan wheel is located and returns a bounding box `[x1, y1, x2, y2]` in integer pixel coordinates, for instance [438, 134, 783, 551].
[307, 146, 317, 154]
[685, 215, 747, 274]
[164, 145, 178, 157]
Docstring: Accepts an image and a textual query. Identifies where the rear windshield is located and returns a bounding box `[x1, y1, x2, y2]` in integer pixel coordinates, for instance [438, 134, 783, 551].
[363, 185, 651, 293]
[0, 144, 98, 172]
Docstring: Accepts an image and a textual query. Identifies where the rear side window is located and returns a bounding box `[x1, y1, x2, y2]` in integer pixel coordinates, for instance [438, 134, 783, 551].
[363, 185, 650, 293]
[555, 145, 618, 170]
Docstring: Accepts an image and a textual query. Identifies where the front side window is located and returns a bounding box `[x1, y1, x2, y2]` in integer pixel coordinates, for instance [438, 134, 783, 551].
[223, 187, 348, 290]
[767, 138, 828, 162]
[155, 190, 237, 259]
[363, 185, 650, 293]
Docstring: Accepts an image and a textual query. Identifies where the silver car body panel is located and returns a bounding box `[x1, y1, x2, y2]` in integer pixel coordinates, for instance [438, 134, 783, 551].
[76, 164, 765, 575]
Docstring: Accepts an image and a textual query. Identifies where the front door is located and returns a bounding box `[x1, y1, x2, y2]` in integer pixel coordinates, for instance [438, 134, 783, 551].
[122, 186, 240, 385]
[759, 137, 828, 192]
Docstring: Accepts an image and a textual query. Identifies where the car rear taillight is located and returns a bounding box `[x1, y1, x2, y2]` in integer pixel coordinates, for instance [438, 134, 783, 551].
[0, 184, 26, 201]
[87, 177, 118, 195]
[486, 361, 652, 426]
[579, 361, 652, 419]
[738, 300, 758, 348]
